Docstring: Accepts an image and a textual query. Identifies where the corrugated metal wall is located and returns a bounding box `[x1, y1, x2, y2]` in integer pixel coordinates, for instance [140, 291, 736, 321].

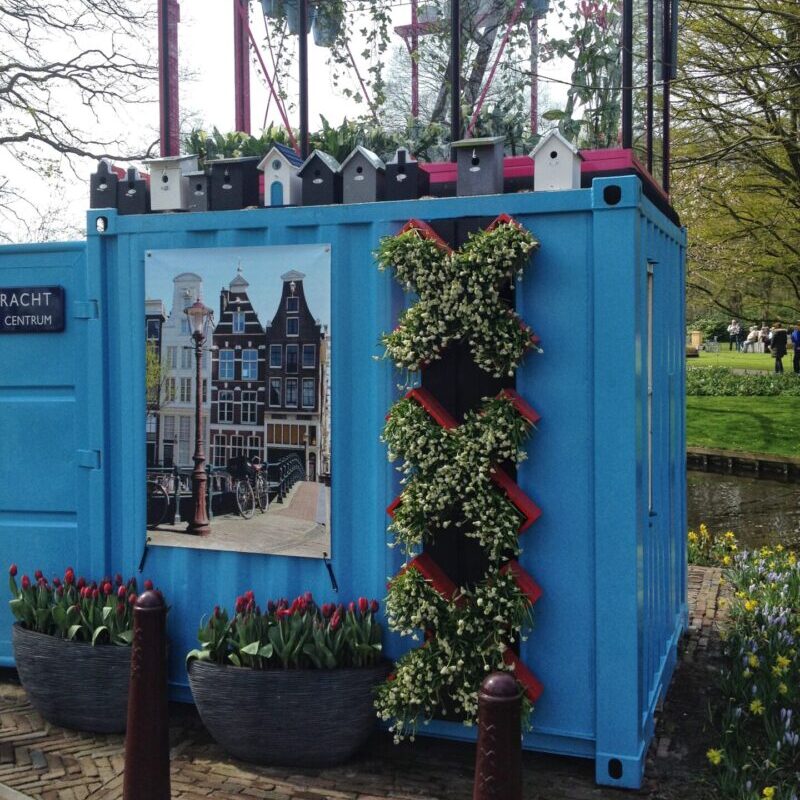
[0, 177, 686, 789]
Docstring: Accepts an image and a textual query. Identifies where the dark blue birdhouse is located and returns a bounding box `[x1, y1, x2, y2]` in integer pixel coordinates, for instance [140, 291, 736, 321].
[90, 159, 119, 209]
[298, 150, 342, 206]
[208, 157, 260, 211]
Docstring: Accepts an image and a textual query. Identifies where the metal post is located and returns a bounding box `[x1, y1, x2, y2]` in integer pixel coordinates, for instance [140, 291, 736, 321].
[411, 0, 419, 119]
[123, 591, 170, 800]
[187, 332, 210, 534]
[529, 18, 539, 137]
[158, 0, 180, 157]
[233, 0, 251, 133]
[299, 0, 310, 159]
[473, 672, 522, 800]
[621, 0, 633, 149]
[450, 0, 461, 155]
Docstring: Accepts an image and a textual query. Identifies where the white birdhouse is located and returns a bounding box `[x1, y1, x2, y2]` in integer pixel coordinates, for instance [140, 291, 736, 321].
[142, 154, 199, 211]
[257, 144, 303, 207]
[530, 130, 583, 191]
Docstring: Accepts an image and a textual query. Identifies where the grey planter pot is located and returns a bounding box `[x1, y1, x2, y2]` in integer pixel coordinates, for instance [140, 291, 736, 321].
[312, 8, 342, 47]
[12, 624, 131, 733]
[261, 0, 283, 18]
[284, 0, 314, 35]
[188, 659, 389, 766]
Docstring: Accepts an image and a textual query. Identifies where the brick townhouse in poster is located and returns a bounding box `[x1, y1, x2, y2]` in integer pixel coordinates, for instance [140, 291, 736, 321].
[145, 299, 166, 466]
[156, 273, 212, 467]
[265, 270, 328, 481]
[210, 271, 267, 467]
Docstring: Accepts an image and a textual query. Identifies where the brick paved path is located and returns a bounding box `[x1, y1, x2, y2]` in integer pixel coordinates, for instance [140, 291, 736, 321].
[0, 566, 726, 800]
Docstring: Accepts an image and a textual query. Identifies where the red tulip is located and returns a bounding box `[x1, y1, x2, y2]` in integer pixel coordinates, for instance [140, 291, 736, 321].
[116, 602, 125, 616]
[277, 608, 291, 620]
[8, 564, 17, 577]
[21, 575, 30, 590]
[267, 600, 276, 613]
[370, 599, 379, 614]
[213, 605, 221, 619]
[117, 585, 126, 599]
[91, 588, 99, 600]
[128, 593, 138, 605]
[56, 586, 64, 598]
[115, 573, 123, 586]
[52, 577, 61, 588]
[65, 568, 75, 585]
[34, 569, 43, 580]
[303, 591, 313, 603]
[144, 579, 154, 591]
[348, 601, 356, 615]
[76, 576, 85, 589]
[321, 603, 334, 619]
[103, 582, 113, 596]
[330, 611, 342, 630]
[358, 597, 368, 615]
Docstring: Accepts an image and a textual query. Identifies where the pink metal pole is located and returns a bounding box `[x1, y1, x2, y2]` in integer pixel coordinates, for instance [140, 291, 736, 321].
[466, 0, 525, 137]
[233, 0, 251, 133]
[158, 0, 180, 157]
[247, 24, 299, 152]
[345, 41, 379, 124]
[411, 0, 419, 118]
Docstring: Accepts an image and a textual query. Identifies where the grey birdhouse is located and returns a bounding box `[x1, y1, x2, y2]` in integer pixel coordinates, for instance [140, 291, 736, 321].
[142, 154, 199, 211]
[298, 150, 342, 206]
[208, 156, 260, 211]
[340, 146, 385, 204]
[451, 136, 505, 196]
[257, 143, 303, 207]
[385, 148, 430, 201]
[530, 130, 583, 191]
[185, 170, 210, 212]
[90, 159, 119, 209]
[116, 167, 149, 216]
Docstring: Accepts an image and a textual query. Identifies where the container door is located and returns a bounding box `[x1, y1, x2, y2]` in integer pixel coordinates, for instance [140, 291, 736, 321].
[270, 180, 284, 206]
[0, 241, 105, 664]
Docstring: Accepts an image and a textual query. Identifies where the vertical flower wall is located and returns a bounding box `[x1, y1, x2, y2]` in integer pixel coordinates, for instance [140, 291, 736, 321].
[374, 215, 545, 741]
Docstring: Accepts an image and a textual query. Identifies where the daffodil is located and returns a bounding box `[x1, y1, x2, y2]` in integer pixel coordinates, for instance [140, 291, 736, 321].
[706, 748, 723, 765]
[749, 698, 764, 715]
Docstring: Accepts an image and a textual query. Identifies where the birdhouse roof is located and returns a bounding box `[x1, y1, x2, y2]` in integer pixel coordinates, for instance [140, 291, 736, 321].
[530, 129, 583, 160]
[340, 145, 385, 173]
[450, 136, 505, 150]
[388, 147, 416, 166]
[207, 156, 261, 166]
[230, 274, 249, 289]
[298, 150, 341, 176]
[257, 143, 304, 171]
[142, 154, 199, 169]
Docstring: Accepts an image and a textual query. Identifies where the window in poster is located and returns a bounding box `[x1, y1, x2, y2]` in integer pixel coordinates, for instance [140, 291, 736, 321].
[144, 244, 331, 558]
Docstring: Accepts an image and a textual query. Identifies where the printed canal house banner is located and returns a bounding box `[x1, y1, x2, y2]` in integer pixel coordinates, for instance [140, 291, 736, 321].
[0, 287, 64, 333]
[144, 244, 331, 558]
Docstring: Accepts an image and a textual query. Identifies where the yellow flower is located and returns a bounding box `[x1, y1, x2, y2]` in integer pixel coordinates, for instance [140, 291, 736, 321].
[748, 653, 759, 668]
[763, 788, 775, 799]
[776, 655, 790, 669]
[688, 531, 698, 543]
[725, 531, 735, 540]
[742, 668, 751, 678]
[776, 544, 784, 552]
[706, 748, 723, 766]
[749, 699, 764, 715]
[722, 555, 731, 566]
[744, 599, 757, 613]
[778, 683, 788, 695]
[730, 544, 737, 551]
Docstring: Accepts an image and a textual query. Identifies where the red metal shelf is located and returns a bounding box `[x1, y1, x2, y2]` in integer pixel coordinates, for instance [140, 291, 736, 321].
[500, 560, 542, 606]
[491, 467, 541, 532]
[503, 650, 544, 703]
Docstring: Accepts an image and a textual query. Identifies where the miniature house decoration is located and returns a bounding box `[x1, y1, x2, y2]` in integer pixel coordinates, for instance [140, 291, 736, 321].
[385, 148, 430, 201]
[142, 154, 199, 211]
[341, 146, 386, 204]
[89, 159, 119, 209]
[257, 143, 303, 207]
[298, 150, 342, 206]
[116, 167, 149, 216]
[451, 136, 505, 196]
[531, 129, 583, 191]
[208, 156, 261, 211]
[185, 171, 210, 212]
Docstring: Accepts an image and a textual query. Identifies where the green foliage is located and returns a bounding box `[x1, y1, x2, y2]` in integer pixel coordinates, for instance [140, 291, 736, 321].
[707, 544, 800, 799]
[686, 397, 800, 459]
[689, 311, 736, 342]
[687, 367, 800, 397]
[687, 523, 738, 567]
[8, 566, 152, 647]
[187, 592, 382, 670]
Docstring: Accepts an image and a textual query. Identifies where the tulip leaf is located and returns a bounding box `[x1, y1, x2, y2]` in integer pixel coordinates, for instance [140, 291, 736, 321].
[240, 640, 261, 656]
[91, 625, 109, 646]
[67, 624, 82, 641]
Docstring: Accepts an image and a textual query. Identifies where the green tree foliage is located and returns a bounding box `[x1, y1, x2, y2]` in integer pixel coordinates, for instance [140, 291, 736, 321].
[673, 0, 800, 321]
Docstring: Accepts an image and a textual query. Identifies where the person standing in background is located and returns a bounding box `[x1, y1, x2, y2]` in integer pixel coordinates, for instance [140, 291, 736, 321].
[771, 322, 788, 373]
[727, 319, 741, 350]
[791, 323, 800, 374]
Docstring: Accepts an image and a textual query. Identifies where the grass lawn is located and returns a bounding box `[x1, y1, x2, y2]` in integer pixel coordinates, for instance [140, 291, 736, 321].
[686, 396, 800, 457]
[688, 350, 775, 371]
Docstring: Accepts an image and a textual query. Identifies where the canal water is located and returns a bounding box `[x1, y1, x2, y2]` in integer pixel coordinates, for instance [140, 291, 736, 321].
[687, 471, 800, 550]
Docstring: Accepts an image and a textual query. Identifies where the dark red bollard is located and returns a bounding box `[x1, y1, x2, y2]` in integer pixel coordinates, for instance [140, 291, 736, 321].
[473, 671, 522, 800]
[123, 590, 170, 800]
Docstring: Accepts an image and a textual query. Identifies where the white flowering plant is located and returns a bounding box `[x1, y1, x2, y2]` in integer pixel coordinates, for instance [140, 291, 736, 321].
[376, 221, 540, 377]
[375, 218, 541, 741]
